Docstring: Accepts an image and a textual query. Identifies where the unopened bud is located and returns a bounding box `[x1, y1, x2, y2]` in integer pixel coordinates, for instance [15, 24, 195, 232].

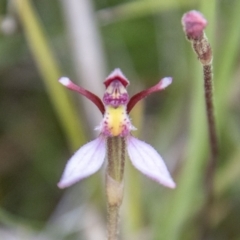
[182, 10, 207, 40]
[182, 10, 212, 65]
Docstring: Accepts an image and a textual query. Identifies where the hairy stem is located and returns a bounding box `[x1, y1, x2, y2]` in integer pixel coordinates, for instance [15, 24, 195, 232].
[107, 204, 120, 240]
[203, 64, 218, 185]
[182, 11, 219, 238]
[182, 12, 218, 162]
[106, 137, 126, 240]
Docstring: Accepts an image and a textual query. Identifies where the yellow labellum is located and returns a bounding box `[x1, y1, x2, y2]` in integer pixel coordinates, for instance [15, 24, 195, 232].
[106, 105, 126, 136]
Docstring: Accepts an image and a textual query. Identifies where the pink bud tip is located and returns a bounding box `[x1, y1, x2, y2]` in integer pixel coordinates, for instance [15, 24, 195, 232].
[59, 77, 71, 86]
[182, 10, 207, 39]
[160, 77, 172, 89]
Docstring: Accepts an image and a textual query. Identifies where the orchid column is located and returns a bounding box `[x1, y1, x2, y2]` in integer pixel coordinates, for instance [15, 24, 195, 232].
[57, 69, 175, 240]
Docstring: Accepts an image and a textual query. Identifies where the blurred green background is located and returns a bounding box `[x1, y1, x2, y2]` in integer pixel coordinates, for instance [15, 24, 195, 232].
[0, 0, 240, 239]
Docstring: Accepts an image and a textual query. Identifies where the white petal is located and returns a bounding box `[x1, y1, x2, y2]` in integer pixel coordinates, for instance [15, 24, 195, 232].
[59, 77, 71, 86]
[160, 77, 172, 89]
[127, 136, 176, 188]
[58, 137, 106, 188]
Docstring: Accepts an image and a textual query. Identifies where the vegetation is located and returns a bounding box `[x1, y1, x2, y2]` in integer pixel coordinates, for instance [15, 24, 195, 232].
[0, 0, 240, 239]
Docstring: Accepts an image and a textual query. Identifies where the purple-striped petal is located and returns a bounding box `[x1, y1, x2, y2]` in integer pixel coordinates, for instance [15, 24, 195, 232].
[59, 77, 105, 115]
[127, 77, 172, 113]
[127, 136, 176, 188]
[58, 136, 106, 188]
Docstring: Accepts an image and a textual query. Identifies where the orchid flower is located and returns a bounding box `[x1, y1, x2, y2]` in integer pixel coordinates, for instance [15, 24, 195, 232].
[58, 69, 175, 189]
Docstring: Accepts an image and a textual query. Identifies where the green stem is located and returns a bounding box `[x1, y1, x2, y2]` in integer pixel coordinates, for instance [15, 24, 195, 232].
[106, 137, 126, 240]
[107, 137, 126, 182]
[215, 0, 240, 129]
[107, 204, 120, 240]
[14, 0, 85, 150]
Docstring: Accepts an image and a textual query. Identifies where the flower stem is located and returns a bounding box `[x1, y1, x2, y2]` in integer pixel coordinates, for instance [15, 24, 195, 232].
[182, 11, 218, 162]
[107, 204, 121, 240]
[182, 11, 219, 238]
[203, 63, 218, 172]
[106, 137, 126, 240]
